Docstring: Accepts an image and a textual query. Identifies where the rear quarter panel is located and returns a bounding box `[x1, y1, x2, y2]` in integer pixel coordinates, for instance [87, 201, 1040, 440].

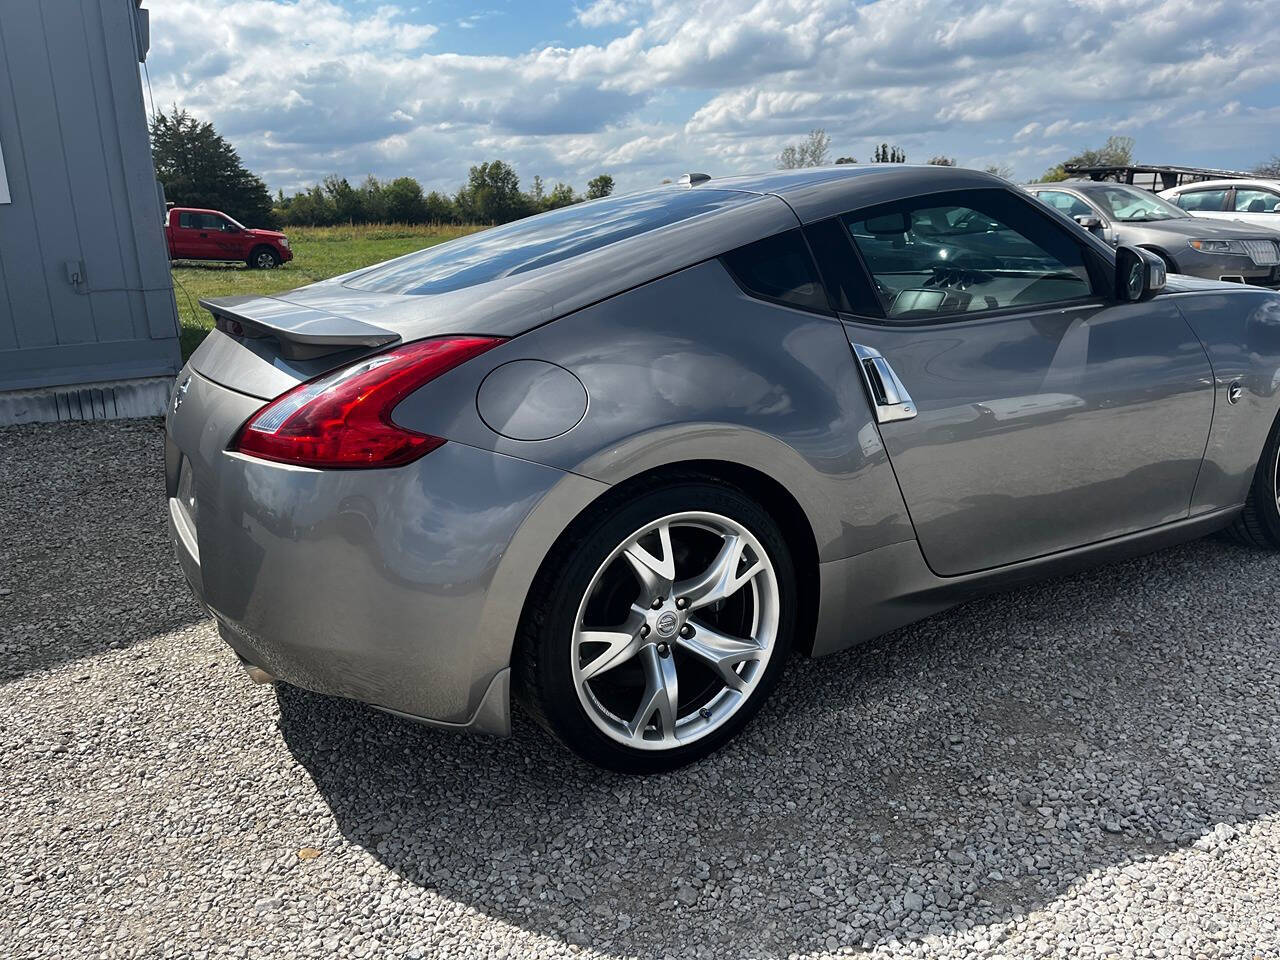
[393, 258, 914, 562]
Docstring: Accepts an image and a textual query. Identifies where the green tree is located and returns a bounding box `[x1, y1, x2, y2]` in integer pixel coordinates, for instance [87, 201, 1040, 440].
[150, 108, 276, 226]
[834, 156, 857, 164]
[381, 177, 426, 223]
[358, 175, 388, 224]
[927, 155, 955, 166]
[586, 174, 615, 199]
[544, 181, 578, 210]
[873, 143, 906, 163]
[1041, 135, 1135, 182]
[777, 128, 832, 169]
[323, 175, 364, 223]
[423, 190, 457, 224]
[280, 185, 336, 226]
[457, 160, 527, 223]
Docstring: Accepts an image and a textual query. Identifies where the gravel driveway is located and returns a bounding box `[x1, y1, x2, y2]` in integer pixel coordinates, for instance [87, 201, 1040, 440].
[2, 419, 1278, 960]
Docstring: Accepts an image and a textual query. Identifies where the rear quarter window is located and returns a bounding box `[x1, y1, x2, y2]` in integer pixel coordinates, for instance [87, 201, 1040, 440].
[719, 229, 831, 314]
[342, 188, 750, 295]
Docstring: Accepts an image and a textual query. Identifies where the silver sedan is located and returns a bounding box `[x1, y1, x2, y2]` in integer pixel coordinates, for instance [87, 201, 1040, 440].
[167, 165, 1280, 772]
[1026, 180, 1280, 286]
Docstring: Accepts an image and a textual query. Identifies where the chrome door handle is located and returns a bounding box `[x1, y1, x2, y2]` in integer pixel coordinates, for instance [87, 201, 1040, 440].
[851, 343, 917, 423]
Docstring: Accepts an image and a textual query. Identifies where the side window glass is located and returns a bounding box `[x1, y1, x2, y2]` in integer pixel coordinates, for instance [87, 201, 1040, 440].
[842, 189, 1093, 322]
[720, 229, 831, 314]
[804, 217, 883, 317]
[1177, 189, 1228, 211]
[178, 212, 194, 228]
[1035, 190, 1095, 220]
[1234, 189, 1280, 214]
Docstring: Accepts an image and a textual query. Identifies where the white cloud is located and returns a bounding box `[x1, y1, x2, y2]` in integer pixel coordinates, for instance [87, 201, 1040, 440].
[145, 0, 1280, 194]
[574, 0, 636, 27]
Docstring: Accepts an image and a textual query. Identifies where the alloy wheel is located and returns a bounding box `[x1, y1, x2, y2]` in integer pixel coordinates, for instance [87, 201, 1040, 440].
[1273, 442, 1280, 512]
[570, 511, 780, 750]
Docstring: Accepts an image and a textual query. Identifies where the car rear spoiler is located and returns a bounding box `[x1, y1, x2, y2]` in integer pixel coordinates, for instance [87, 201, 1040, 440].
[199, 294, 400, 360]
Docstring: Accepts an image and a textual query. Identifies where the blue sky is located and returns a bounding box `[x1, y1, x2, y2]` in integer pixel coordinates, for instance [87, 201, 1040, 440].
[145, 0, 1280, 197]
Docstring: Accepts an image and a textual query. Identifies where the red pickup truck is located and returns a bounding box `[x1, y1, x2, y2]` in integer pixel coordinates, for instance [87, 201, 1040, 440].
[165, 207, 292, 269]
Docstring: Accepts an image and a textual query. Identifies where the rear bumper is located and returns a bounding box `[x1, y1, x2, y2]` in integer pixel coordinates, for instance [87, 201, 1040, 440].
[166, 367, 606, 734]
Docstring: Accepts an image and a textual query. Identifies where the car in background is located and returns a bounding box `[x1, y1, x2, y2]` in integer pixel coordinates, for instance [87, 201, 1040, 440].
[167, 165, 1280, 772]
[165, 206, 293, 269]
[1159, 178, 1280, 231]
[1025, 181, 1280, 286]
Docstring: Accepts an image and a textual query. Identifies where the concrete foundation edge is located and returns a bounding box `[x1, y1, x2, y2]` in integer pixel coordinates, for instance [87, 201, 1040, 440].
[0, 376, 174, 425]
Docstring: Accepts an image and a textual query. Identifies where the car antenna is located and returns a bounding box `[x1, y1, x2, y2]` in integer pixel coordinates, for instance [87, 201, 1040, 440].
[679, 172, 711, 186]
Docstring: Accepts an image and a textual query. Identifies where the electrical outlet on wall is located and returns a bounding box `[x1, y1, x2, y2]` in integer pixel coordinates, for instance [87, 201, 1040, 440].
[65, 260, 86, 289]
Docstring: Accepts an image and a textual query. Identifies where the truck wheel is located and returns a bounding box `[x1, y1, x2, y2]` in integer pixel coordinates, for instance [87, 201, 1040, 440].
[248, 247, 279, 269]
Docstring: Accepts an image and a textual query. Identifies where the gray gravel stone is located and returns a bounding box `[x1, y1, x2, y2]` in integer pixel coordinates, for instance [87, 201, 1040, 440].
[2, 419, 1279, 959]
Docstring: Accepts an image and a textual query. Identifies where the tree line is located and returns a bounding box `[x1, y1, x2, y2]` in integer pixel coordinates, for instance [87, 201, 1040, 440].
[273, 164, 615, 227]
[153, 109, 1280, 230]
[776, 128, 1280, 185]
[150, 109, 614, 229]
[776, 129, 1010, 178]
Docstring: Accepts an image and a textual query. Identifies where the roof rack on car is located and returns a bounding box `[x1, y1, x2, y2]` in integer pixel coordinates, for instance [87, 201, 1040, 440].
[679, 172, 712, 186]
[1063, 163, 1254, 192]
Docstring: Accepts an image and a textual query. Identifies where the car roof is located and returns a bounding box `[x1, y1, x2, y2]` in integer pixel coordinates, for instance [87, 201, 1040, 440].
[1024, 180, 1143, 193]
[709, 163, 1007, 196]
[706, 164, 1009, 223]
[1162, 178, 1280, 193]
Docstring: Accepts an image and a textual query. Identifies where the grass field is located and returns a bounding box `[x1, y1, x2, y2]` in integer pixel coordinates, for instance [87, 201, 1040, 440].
[171, 223, 482, 359]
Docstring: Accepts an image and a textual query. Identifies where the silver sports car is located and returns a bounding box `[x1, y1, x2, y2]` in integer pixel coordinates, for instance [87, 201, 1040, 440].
[167, 165, 1280, 772]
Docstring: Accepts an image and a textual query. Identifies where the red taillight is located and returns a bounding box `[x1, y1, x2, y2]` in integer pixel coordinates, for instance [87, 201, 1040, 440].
[233, 336, 504, 468]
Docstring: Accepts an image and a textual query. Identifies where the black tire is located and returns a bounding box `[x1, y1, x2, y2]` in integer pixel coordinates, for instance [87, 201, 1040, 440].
[515, 478, 796, 774]
[1225, 414, 1280, 548]
[247, 246, 279, 269]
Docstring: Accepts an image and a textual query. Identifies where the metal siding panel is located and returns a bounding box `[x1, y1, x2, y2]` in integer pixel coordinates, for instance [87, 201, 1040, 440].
[101, 0, 177, 341]
[0, 336, 180, 390]
[88, 0, 147, 341]
[0, 223, 16, 350]
[1, 4, 96, 346]
[0, 1, 179, 391]
[0, 6, 56, 350]
[45, 0, 131, 342]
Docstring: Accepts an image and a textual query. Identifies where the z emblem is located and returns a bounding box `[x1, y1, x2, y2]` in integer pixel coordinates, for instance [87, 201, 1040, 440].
[172, 375, 192, 413]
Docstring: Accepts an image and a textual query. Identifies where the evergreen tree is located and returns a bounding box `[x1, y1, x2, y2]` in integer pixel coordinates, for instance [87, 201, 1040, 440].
[150, 108, 275, 226]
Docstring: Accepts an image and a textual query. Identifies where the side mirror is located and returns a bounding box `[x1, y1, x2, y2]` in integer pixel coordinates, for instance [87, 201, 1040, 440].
[225, 224, 241, 233]
[1074, 214, 1103, 231]
[1115, 245, 1166, 302]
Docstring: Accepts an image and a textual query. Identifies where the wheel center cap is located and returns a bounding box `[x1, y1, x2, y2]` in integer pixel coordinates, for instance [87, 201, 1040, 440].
[654, 610, 680, 638]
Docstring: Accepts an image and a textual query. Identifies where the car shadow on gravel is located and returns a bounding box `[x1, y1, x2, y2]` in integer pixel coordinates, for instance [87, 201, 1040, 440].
[275, 536, 1280, 957]
[0, 421, 209, 683]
